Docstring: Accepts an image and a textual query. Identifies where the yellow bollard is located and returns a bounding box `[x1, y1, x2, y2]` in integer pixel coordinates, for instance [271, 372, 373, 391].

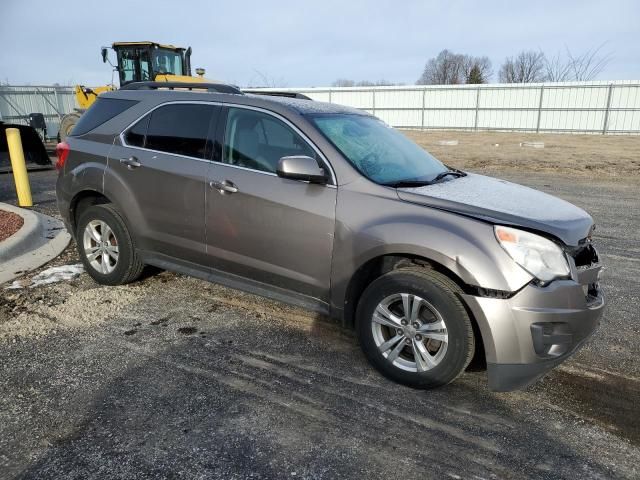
[5, 128, 33, 207]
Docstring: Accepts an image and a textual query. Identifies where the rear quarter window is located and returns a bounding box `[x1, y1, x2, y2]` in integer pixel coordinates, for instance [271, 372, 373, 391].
[71, 97, 138, 137]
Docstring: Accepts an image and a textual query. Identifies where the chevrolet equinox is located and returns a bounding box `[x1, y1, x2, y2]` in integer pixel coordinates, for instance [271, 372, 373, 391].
[55, 81, 605, 391]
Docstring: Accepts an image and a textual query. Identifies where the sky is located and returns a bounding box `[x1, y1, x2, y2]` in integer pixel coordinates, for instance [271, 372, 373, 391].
[1, 0, 639, 87]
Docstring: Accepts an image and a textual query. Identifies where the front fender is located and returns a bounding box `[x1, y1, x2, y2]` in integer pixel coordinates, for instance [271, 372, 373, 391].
[330, 184, 533, 315]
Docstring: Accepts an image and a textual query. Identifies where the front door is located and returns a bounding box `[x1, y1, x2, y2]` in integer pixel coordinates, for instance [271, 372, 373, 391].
[107, 102, 219, 265]
[205, 106, 337, 302]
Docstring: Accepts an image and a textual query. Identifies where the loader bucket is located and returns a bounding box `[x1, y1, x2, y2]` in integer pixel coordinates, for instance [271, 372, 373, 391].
[0, 122, 51, 170]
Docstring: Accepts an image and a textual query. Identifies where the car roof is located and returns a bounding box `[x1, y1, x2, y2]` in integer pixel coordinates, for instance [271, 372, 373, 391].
[101, 88, 369, 117]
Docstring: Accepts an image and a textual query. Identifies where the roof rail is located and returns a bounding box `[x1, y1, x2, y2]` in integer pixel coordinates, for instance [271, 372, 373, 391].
[243, 90, 312, 100]
[121, 81, 243, 95]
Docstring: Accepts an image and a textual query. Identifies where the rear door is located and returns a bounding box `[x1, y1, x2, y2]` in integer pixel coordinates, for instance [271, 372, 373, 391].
[204, 105, 337, 302]
[106, 102, 219, 265]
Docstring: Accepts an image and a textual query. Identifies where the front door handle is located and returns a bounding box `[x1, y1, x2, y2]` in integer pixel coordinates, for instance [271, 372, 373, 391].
[209, 180, 238, 194]
[120, 156, 141, 169]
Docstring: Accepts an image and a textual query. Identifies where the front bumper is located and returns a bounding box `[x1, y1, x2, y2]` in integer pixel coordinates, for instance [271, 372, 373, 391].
[463, 264, 605, 391]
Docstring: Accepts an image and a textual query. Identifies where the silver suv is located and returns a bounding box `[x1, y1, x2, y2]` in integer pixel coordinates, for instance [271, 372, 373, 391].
[56, 82, 605, 391]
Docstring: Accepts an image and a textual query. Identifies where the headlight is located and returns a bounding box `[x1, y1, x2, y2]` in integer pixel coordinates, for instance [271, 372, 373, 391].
[494, 226, 570, 282]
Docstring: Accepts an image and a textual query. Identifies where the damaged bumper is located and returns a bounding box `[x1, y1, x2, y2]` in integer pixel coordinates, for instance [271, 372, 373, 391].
[463, 260, 605, 392]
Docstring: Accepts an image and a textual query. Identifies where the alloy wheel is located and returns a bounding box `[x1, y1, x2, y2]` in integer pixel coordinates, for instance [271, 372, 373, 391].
[371, 293, 448, 372]
[82, 220, 119, 274]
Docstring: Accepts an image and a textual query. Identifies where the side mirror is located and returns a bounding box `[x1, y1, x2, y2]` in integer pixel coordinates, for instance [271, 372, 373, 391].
[277, 156, 327, 184]
[101, 47, 108, 63]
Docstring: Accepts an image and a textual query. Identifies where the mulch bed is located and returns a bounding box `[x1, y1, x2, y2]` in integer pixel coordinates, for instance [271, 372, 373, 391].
[0, 209, 24, 242]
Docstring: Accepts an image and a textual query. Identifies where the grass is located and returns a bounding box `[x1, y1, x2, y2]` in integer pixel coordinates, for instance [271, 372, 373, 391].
[401, 130, 640, 182]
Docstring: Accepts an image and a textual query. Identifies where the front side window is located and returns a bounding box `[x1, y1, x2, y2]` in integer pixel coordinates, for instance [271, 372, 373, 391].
[223, 108, 316, 174]
[310, 114, 447, 185]
[139, 104, 214, 158]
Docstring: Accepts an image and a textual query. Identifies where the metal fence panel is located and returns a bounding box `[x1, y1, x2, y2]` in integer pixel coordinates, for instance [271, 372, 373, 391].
[257, 80, 640, 134]
[0, 85, 76, 138]
[3, 81, 640, 136]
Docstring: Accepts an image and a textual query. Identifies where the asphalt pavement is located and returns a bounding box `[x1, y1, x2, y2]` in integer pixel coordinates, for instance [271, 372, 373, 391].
[0, 168, 639, 479]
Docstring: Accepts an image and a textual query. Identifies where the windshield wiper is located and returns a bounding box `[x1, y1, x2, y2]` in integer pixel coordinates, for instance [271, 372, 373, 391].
[431, 168, 467, 183]
[382, 179, 435, 188]
[382, 169, 467, 189]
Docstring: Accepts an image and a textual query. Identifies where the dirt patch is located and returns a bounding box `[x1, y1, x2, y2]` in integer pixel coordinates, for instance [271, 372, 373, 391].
[0, 209, 24, 242]
[402, 130, 640, 181]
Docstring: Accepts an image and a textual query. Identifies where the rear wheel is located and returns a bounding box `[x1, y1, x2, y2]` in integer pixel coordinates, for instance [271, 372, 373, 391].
[356, 267, 475, 389]
[76, 204, 144, 285]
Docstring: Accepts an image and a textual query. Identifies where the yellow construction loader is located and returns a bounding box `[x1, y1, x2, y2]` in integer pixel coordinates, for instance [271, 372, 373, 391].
[58, 41, 209, 140]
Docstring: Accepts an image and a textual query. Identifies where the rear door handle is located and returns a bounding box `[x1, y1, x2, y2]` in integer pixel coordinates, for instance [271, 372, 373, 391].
[120, 156, 141, 169]
[209, 179, 238, 194]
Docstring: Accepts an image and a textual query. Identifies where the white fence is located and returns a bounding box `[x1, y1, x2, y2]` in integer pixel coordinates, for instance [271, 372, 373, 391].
[258, 80, 640, 135]
[2, 81, 640, 136]
[0, 85, 77, 138]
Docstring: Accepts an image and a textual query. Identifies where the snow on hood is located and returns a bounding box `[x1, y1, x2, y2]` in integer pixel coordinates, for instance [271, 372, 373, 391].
[397, 173, 593, 246]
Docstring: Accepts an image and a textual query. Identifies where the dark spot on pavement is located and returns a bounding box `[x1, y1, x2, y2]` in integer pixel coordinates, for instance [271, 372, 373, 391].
[177, 326, 197, 335]
[123, 329, 137, 336]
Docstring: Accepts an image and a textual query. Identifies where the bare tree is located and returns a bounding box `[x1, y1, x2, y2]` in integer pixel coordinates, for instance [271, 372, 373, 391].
[332, 78, 355, 87]
[332, 79, 404, 87]
[499, 51, 546, 83]
[545, 44, 613, 82]
[246, 69, 287, 88]
[544, 50, 571, 82]
[417, 49, 464, 85]
[566, 44, 612, 81]
[417, 50, 491, 85]
[462, 56, 492, 84]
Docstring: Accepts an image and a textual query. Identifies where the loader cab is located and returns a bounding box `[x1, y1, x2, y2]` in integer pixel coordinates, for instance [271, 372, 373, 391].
[111, 42, 192, 87]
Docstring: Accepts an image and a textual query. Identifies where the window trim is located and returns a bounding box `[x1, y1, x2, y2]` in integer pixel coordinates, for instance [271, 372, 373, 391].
[119, 100, 337, 186]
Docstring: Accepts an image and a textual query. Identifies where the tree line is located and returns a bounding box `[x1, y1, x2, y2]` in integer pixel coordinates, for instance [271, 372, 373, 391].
[332, 44, 611, 87]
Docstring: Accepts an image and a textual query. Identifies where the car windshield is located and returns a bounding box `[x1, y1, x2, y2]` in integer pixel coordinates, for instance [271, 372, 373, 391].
[152, 49, 184, 76]
[310, 114, 447, 185]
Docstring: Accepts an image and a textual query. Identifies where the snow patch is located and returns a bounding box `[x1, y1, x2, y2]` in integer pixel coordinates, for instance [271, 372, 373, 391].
[7, 264, 84, 289]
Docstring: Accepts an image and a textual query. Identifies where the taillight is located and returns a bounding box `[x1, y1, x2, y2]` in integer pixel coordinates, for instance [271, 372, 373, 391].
[55, 142, 69, 171]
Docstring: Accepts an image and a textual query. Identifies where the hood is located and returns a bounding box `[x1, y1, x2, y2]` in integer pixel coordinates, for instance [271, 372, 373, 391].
[397, 173, 593, 246]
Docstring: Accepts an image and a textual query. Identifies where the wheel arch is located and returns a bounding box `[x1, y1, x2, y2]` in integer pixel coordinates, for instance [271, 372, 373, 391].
[342, 253, 487, 369]
[69, 190, 112, 235]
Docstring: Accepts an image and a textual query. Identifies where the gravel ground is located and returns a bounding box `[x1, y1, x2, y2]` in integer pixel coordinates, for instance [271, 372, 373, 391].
[0, 164, 639, 479]
[0, 209, 24, 242]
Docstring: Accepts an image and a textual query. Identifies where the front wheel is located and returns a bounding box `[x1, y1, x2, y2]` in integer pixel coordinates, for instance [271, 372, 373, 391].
[356, 267, 475, 389]
[76, 204, 144, 286]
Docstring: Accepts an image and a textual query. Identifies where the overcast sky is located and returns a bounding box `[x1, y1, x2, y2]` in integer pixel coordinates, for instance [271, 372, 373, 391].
[2, 0, 639, 87]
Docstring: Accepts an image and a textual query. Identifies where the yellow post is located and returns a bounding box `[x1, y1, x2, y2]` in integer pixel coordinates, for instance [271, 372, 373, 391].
[5, 128, 33, 207]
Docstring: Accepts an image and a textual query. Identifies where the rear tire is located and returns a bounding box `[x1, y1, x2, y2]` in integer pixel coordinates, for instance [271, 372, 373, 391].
[356, 267, 474, 389]
[76, 204, 144, 285]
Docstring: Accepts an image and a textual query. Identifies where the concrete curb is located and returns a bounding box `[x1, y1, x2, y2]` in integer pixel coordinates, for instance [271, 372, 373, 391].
[0, 203, 71, 285]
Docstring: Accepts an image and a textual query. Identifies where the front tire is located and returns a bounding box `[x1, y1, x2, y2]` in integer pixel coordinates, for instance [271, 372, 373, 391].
[356, 267, 475, 389]
[76, 204, 144, 285]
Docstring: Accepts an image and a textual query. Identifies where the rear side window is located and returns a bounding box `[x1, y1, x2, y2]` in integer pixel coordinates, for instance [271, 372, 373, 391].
[144, 104, 214, 159]
[71, 97, 137, 137]
[124, 114, 149, 147]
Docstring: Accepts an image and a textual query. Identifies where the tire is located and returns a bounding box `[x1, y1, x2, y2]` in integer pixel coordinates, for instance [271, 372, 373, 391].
[356, 266, 475, 389]
[76, 204, 144, 286]
[58, 112, 82, 142]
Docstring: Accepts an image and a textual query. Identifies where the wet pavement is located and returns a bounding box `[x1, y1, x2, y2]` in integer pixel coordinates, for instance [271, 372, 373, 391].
[1, 169, 639, 479]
